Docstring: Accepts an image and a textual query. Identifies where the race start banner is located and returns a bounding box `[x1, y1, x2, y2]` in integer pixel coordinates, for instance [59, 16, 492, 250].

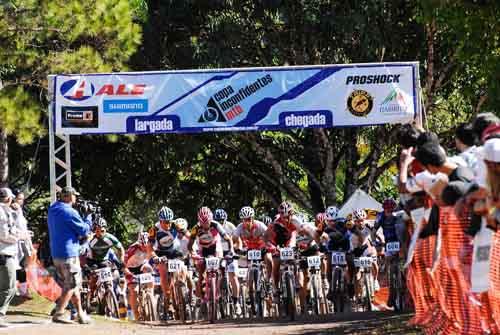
[49, 62, 420, 135]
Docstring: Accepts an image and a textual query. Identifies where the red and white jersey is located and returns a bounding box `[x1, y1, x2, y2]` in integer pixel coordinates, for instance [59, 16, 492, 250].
[125, 243, 149, 269]
[234, 220, 267, 250]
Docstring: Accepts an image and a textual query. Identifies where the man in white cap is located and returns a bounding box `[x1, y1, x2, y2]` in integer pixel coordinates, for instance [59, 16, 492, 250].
[0, 187, 20, 327]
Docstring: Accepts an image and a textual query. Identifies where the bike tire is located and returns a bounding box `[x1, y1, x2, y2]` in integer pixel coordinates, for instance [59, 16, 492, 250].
[175, 284, 186, 323]
[285, 273, 296, 321]
[363, 273, 372, 312]
[156, 292, 166, 321]
[241, 285, 248, 318]
[255, 270, 264, 318]
[209, 277, 217, 324]
[104, 288, 120, 318]
[311, 274, 321, 315]
[144, 293, 158, 321]
[332, 268, 342, 313]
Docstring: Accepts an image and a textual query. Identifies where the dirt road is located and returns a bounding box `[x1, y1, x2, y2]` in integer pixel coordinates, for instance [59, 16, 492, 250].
[2, 311, 421, 335]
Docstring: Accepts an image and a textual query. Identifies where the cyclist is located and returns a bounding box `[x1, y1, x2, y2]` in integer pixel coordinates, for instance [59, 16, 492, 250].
[264, 201, 317, 301]
[148, 206, 185, 318]
[174, 218, 195, 304]
[227, 206, 267, 315]
[350, 209, 379, 304]
[373, 198, 402, 308]
[86, 218, 125, 304]
[187, 207, 234, 302]
[124, 232, 157, 321]
[296, 214, 323, 313]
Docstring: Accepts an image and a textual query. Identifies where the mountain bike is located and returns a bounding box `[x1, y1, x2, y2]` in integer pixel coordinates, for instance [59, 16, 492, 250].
[330, 251, 350, 313]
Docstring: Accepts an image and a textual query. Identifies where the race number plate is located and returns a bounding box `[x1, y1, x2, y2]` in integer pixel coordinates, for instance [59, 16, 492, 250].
[236, 267, 248, 279]
[138, 273, 153, 284]
[307, 256, 321, 269]
[226, 261, 238, 273]
[280, 247, 294, 261]
[168, 260, 183, 273]
[331, 252, 347, 265]
[386, 242, 400, 253]
[97, 267, 113, 283]
[205, 257, 220, 271]
[354, 257, 373, 268]
[247, 249, 262, 260]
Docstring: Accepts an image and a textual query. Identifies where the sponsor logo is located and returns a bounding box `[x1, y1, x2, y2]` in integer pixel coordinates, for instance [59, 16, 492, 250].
[347, 90, 373, 117]
[60, 78, 149, 101]
[346, 74, 401, 85]
[279, 111, 331, 128]
[103, 99, 148, 113]
[379, 88, 408, 114]
[198, 74, 273, 123]
[126, 115, 180, 134]
[61, 106, 99, 128]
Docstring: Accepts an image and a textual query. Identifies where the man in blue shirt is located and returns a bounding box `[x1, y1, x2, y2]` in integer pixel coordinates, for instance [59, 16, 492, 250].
[48, 186, 91, 324]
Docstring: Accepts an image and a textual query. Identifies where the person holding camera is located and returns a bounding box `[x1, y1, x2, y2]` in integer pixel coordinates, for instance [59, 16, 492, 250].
[48, 186, 91, 324]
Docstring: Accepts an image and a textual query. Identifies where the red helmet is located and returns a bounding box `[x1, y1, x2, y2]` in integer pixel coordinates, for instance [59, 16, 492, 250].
[383, 198, 397, 211]
[315, 212, 326, 226]
[197, 206, 213, 225]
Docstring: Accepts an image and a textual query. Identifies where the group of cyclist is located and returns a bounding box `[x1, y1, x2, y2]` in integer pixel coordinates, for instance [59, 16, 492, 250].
[78, 196, 405, 321]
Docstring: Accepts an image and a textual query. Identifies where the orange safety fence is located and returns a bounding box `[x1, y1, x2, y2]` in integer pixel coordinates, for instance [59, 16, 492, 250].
[490, 229, 500, 332]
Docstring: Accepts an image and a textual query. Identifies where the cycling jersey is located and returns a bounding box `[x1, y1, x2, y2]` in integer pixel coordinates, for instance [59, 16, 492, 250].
[88, 232, 122, 262]
[374, 213, 399, 243]
[323, 227, 350, 252]
[125, 243, 150, 269]
[349, 225, 372, 251]
[234, 220, 267, 250]
[189, 221, 226, 249]
[220, 221, 236, 252]
[296, 222, 316, 251]
[267, 214, 303, 247]
[148, 222, 181, 257]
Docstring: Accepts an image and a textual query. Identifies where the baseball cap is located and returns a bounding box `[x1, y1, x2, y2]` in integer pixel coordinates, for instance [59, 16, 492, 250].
[481, 138, 500, 163]
[0, 187, 14, 199]
[60, 186, 80, 196]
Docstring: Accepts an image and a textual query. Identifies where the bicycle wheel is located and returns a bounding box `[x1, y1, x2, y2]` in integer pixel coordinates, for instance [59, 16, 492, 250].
[144, 293, 158, 321]
[310, 274, 321, 315]
[209, 276, 217, 323]
[363, 273, 372, 312]
[240, 284, 248, 318]
[104, 288, 120, 318]
[285, 273, 296, 321]
[156, 292, 166, 321]
[255, 270, 265, 318]
[332, 268, 342, 313]
[175, 284, 186, 323]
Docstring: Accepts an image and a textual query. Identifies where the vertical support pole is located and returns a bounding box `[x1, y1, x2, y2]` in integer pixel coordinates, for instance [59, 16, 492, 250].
[48, 102, 56, 203]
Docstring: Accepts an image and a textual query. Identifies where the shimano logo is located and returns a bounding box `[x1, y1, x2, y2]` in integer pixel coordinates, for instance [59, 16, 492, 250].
[346, 74, 401, 85]
[284, 113, 326, 127]
[134, 118, 173, 133]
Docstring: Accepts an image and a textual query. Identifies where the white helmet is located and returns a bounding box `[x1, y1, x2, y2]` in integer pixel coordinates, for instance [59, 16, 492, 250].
[175, 218, 188, 231]
[325, 206, 339, 220]
[239, 206, 255, 219]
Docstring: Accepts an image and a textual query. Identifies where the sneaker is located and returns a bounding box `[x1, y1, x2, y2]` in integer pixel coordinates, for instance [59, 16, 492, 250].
[234, 303, 242, 316]
[77, 313, 92, 325]
[0, 316, 8, 328]
[52, 313, 76, 324]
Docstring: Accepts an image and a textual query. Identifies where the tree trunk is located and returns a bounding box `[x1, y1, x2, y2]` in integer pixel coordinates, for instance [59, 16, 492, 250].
[0, 128, 8, 187]
[343, 128, 359, 202]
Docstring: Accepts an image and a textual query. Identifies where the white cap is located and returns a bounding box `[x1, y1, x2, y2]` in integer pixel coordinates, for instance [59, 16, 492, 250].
[482, 138, 500, 163]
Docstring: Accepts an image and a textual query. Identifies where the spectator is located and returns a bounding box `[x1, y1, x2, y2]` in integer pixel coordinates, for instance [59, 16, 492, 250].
[11, 190, 33, 299]
[47, 186, 91, 324]
[0, 187, 20, 328]
[455, 123, 479, 170]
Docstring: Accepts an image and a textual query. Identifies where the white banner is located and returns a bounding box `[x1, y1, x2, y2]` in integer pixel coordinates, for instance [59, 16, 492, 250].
[50, 62, 419, 135]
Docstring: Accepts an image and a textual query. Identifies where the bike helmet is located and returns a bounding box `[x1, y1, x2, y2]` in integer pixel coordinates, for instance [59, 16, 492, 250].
[352, 209, 367, 220]
[325, 206, 339, 221]
[261, 215, 272, 226]
[92, 217, 107, 231]
[175, 218, 188, 231]
[383, 198, 397, 211]
[239, 206, 255, 219]
[137, 232, 149, 245]
[315, 212, 326, 226]
[214, 208, 228, 221]
[278, 201, 293, 216]
[158, 206, 174, 221]
[197, 206, 213, 225]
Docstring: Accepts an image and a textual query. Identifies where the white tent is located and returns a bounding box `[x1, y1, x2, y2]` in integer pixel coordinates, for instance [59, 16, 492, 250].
[338, 189, 382, 218]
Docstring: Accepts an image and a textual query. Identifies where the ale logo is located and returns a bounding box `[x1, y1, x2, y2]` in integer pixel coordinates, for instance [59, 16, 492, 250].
[347, 90, 373, 117]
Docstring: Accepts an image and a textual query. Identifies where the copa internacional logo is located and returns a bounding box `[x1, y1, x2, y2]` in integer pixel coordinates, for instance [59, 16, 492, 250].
[347, 90, 373, 117]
